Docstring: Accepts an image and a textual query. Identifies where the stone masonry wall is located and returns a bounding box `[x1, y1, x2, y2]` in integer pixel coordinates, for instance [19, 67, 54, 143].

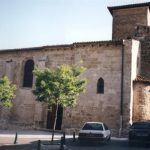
[0, 46, 75, 129]
[134, 25, 150, 77]
[140, 40, 150, 77]
[112, 7, 149, 40]
[0, 41, 125, 132]
[133, 82, 150, 121]
[134, 25, 150, 39]
[63, 42, 122, 131]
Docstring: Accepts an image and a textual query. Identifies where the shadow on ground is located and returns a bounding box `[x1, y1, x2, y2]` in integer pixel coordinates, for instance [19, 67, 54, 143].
[0, 143, 36, 150]
[0, 138, 150, 150]
[0, 139, 62, 150]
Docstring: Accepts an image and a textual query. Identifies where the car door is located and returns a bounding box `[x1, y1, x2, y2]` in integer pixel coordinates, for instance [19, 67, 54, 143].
[103, 123, 111, 137]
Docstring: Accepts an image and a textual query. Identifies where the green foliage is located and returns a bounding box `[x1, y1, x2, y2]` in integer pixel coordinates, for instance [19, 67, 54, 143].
[0, 76, 16, 107]
[33, 64, 86, 108]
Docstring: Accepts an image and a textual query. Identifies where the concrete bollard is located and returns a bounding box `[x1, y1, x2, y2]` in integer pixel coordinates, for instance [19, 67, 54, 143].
[60, 136, 64, 150]
[63, 132, 66, 144]
[14, 132, 18, 144]
[73, 132, 76, 142]
[37, 140, 41, 150]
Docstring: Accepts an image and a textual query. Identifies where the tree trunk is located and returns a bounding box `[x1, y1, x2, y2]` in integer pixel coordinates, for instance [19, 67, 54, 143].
[51, 102, 59, 144]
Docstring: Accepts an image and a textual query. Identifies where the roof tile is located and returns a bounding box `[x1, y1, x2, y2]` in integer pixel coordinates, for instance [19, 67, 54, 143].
[134, 75, 150, 83]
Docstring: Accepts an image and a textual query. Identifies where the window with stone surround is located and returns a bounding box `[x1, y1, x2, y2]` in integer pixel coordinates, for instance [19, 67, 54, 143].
[97, 78, 104, 94]
[23, 59, 34, 87]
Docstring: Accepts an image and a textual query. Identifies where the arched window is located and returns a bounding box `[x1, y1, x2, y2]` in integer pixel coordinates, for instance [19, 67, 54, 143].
[23, 59, 34, 87]
[97, 78, 104, 94]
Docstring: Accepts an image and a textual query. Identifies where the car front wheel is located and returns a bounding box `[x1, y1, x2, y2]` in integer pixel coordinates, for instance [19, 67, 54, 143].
[105, 135, 111, 144]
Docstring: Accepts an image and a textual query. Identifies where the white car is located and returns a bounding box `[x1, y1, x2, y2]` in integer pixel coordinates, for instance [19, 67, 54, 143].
[78, 122, 111, 143]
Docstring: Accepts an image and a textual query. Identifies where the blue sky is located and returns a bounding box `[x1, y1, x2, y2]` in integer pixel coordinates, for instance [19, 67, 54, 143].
[0, 0, 149, 49]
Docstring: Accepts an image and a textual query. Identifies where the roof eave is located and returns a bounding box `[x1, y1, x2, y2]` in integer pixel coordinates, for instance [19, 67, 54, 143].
[108, 2, 150, 16]
[0, 40, 122, 53]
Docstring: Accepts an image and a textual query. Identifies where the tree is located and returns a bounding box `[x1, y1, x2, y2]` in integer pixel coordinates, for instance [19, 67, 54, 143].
[0, 76, 16, 108]
[33, 64, 86, 143]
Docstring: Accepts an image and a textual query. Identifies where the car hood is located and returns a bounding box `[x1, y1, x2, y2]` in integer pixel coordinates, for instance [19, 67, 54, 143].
[79, 130, 104, 134]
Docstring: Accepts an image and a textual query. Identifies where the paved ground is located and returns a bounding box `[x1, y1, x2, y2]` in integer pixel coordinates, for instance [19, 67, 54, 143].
[0, 130, 149, 150]
[0, 129, 69, 150]
[67, 138, 150, 150]
[0, 130, 62, 144]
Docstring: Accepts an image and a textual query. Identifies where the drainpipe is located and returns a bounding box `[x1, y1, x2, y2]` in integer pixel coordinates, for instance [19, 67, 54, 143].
[119, 40, 124, 137]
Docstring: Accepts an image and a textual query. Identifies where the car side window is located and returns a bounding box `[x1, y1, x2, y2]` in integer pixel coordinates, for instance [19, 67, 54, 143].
[104, 124, 108, 130]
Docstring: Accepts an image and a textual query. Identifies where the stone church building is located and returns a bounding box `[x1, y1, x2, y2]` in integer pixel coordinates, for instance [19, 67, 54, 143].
[0, 2, 150, 134]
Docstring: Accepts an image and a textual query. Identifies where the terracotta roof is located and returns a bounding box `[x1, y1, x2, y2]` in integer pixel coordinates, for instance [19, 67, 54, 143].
[74, 40, 122, 46]
[0, 40, 122, 53]
[0, 44, 72, 52]
[108, 2, 150, 15]
[134, 75, 150, 83]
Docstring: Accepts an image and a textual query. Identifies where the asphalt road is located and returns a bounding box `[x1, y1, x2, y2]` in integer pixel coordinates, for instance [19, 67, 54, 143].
[0, 137, 150, 150]
[67, 138, 150, 150]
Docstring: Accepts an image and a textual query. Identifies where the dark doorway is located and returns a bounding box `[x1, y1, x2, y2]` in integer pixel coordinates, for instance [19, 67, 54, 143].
[23, 59, 34, 87]
[47, 105, 63, 130]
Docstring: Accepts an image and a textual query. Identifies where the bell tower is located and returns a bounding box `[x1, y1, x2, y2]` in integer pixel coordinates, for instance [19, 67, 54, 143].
[108, 3, 150, 40]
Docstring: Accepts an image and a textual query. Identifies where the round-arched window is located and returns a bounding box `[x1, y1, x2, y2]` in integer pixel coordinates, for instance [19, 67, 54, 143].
[23, 59, 34, 87]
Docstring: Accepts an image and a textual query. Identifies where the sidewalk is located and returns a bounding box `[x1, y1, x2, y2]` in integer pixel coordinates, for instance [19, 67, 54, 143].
[0, 129, 65, 150]
[0, 129, 63, 145]
[0, 129, 60, 138]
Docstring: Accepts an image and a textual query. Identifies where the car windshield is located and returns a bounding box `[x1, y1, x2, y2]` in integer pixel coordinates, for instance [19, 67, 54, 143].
[82, 123, 103, 131]
[132, 123, 150, 129]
